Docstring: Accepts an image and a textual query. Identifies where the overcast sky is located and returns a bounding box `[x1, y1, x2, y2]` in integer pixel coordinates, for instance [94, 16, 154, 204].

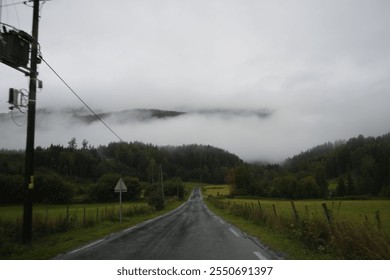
[1, 0, 389, 162]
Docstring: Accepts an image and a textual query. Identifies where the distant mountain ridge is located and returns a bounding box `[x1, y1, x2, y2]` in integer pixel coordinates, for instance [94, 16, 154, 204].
[0, 107, 271, 124]
[73, 108, 187, 124]
[0, 108, 186, 124]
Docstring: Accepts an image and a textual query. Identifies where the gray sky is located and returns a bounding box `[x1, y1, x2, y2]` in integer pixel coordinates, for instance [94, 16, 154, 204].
[1, 0, 390, 162]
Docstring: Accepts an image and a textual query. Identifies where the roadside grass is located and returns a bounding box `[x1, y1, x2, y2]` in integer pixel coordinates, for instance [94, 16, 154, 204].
[205, 200, 334, 259]
[202, 184, 231, 197]
[0, 202, 150, 222]
[203, 185, 390, 259]
[2, 199, 183, 259]
[0, 183, 195, 260]
[224, 199, 390, 234]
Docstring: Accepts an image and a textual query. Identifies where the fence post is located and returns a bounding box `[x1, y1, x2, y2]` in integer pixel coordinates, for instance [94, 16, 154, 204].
[83, 207, 86, 227]
[45, 206, 49, 226]
[75, 208, 78, 227]
[337, 201, 342, 213]
[291, 201, 299, 222]
[321, 203, 333, 227]
[375, 210, 381, 231]
[272, 204, 277, 217]
[66, 205, 70, 228]
[305, 205, 309, 217]
[257, 201, 263, 213]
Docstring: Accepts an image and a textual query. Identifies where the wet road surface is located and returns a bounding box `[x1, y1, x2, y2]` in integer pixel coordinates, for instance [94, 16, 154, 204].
[54, 187, 279, 260]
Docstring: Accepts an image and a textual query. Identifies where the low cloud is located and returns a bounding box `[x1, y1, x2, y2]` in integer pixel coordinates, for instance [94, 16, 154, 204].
[1, 0, 389, 162]
[1, 102, 389, 163]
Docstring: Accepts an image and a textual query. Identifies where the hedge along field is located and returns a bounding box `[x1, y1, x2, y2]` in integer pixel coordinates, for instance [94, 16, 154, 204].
[204, 186, 390, 259]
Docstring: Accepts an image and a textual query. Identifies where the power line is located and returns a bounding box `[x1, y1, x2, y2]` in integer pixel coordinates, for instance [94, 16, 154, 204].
[0, 1, 50, 9]
[39, 55, 125, 143]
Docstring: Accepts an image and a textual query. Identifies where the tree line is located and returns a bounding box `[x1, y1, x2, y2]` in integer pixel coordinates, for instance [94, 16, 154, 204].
[0, 139, 242, 204]
[1, 132, 390, 204]
[228, 133, 390, 199]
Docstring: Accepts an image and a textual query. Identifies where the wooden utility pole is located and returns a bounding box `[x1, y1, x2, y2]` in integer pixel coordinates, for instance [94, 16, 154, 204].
[22, 0, 40, 244]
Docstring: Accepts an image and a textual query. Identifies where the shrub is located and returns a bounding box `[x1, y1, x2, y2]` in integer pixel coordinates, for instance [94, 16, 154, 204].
[147, 190, 165, 210]
[35, 171, 74, 204]
[89, 173, 121, 202]
[163, 178, 185, 200]
[0, 174, 23, 203]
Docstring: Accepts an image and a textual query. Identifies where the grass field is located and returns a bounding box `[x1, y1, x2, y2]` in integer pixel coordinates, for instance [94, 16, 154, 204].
[202, 184, 232, 196]
[0, 183, 196, 259]
[0, 202, 150, 224]
[228, 198, 390, 233]
[202, 184, 390, 233]
[0, 200, 185, 259]
[203, 184, 390, 259]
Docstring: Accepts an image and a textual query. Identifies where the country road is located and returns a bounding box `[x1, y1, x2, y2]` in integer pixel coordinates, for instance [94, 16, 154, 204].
[54, 187, 280, 260]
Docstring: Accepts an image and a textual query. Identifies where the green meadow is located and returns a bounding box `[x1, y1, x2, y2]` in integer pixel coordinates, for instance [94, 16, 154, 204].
[203, 184, 390, 259]
[203, 184, 390, 232]
[227, 198, 390, 233]
[0, 183, 196, 259]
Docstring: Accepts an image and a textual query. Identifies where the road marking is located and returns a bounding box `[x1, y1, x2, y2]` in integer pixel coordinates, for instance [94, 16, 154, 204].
[228, 227, 240, 237]
[218, 219, 225, 224]
[124, 226, 137, 232]
[69, 239, 105, 254]
[253, 251, 267, 260]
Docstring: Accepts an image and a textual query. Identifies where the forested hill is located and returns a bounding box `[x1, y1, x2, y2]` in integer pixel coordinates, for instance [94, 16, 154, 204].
[285, 133, 390, 195]
[230, 133, 390, 199]
[0, 141, 242, 204]
[2, 133, 390, 204]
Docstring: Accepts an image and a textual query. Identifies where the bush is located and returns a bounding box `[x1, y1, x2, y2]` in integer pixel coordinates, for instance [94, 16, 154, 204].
[380, 185, 390, 198]
[163, 178, 185, 200]
[89, 174, 143, 202]
[147, 190, 165, 210]
[123, 176, 142, 200]
[89, 173, 121, 202]
[0, 174, 23, 203]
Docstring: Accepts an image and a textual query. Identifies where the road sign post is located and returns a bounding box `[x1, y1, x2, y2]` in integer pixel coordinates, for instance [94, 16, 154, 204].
[114, 178, 127, 223]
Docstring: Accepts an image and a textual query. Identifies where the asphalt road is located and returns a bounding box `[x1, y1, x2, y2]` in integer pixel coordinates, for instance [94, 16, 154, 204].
[54, 187, 279, 260]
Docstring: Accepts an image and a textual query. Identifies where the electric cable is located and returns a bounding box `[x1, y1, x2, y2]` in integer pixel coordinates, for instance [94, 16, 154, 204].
[11, 109, 25, 126]
[39, 54, 125, 143]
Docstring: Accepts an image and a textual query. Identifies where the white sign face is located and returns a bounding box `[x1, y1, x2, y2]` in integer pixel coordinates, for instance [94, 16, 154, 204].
[114, 178, 127, 192]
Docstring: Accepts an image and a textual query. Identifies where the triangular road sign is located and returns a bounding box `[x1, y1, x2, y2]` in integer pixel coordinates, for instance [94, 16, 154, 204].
[114, 178, 127, 192]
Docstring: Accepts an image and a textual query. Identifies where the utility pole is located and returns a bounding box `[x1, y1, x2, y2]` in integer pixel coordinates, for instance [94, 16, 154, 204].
[22, 0, 40, 244]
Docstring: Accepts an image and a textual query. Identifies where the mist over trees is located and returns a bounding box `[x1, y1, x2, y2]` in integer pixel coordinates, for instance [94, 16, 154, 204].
[228, 133, 390, 199]
[0, 140, 242, 204]
[1, 133, 390, 204]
